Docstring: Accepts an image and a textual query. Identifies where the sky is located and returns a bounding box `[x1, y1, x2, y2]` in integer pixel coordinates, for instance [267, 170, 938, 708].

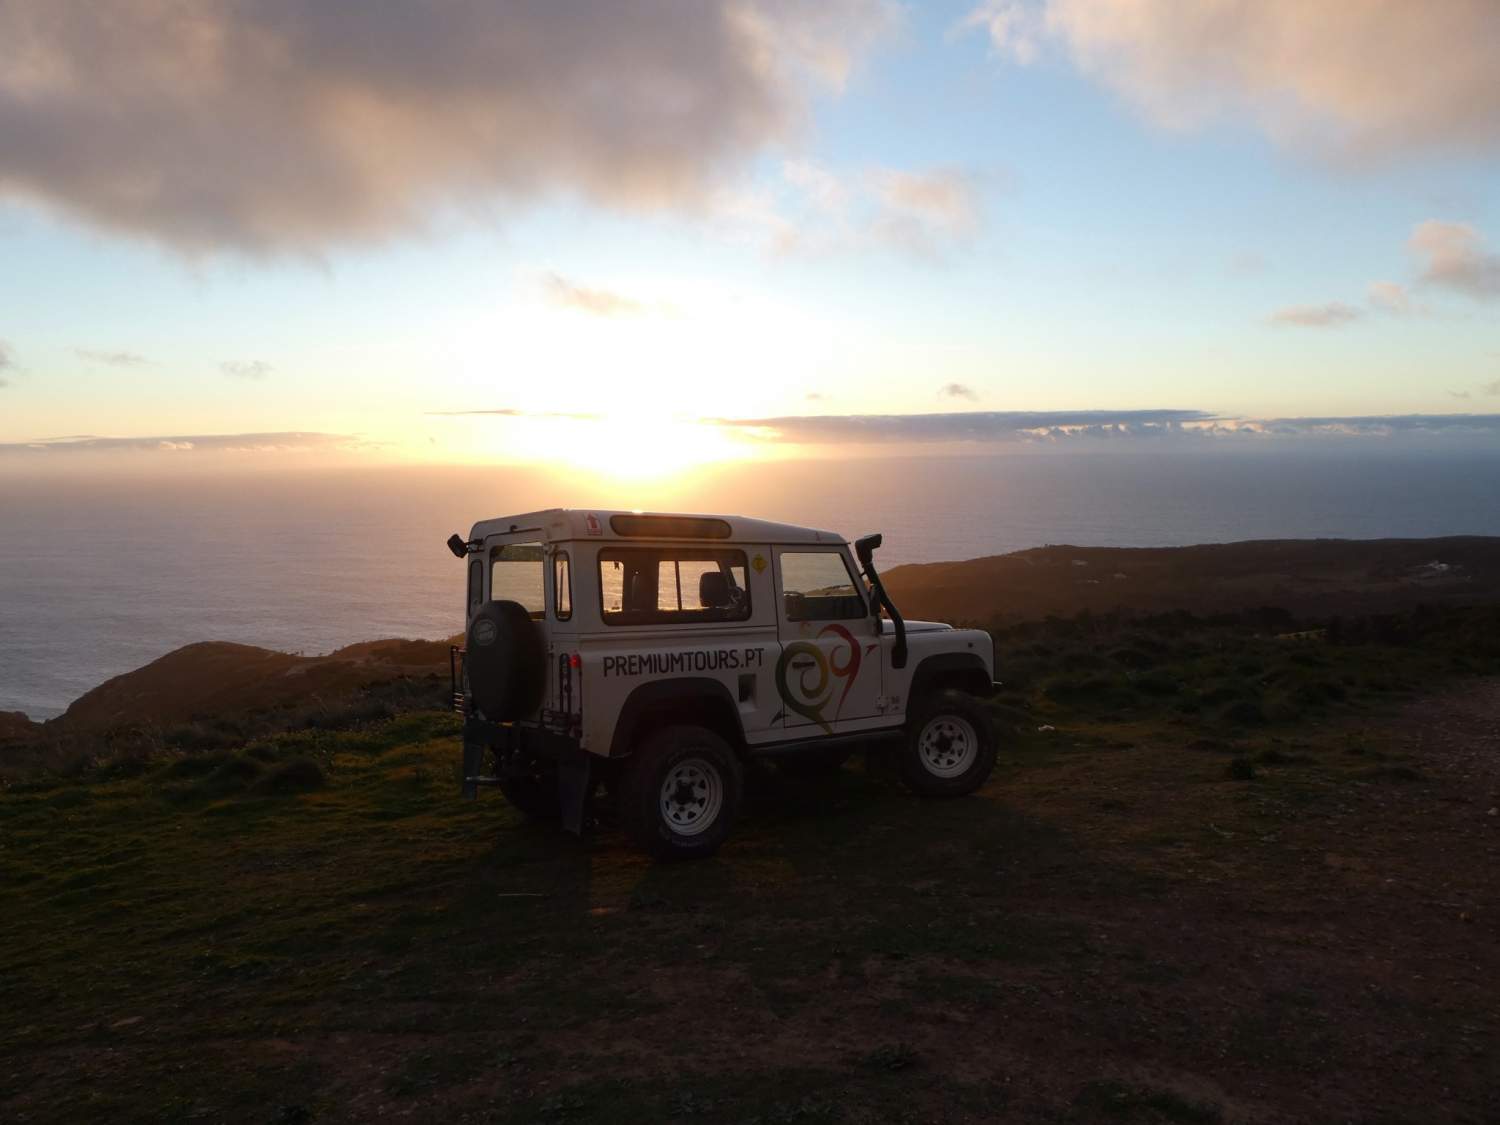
[1, 0, 1498, 478]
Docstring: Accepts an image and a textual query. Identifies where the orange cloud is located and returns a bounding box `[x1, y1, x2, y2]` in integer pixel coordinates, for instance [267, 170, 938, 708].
[1410, 221, 1500, 299]
[1268, 303, 1362, 328]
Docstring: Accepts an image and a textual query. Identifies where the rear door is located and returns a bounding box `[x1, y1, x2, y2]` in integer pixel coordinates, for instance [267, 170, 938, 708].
[484, 532, 549, 717]
[773, 547, 884, 733]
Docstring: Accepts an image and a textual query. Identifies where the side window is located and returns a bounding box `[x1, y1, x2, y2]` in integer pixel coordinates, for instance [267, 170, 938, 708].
[490, 542, 545, 619]
[553, 552, 572, 621]
[467, 559, 484, 613]
[599, 548, 751, 625]
[780, 551, 866, 622]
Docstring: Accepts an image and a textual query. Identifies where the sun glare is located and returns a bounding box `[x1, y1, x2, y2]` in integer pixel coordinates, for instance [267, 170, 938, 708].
[497, 414, 755, 481]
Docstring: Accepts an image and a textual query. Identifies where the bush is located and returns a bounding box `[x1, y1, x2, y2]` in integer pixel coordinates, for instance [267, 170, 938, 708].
[259, 758, 326, 795]
[163, 753, 231, 780]
[194, 755, 264, 798]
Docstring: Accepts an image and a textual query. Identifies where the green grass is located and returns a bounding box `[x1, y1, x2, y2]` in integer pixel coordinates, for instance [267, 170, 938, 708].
[4, 608, 1500, 1121]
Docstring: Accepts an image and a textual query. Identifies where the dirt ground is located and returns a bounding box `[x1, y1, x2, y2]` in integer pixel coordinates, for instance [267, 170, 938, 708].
[3, 681, 1499, 1123]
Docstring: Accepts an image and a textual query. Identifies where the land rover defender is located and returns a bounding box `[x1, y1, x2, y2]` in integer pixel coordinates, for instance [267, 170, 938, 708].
[448, 510, 997, 859]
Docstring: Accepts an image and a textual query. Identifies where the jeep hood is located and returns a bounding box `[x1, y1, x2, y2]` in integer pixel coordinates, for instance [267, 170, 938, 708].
[881, 619, 952, 634]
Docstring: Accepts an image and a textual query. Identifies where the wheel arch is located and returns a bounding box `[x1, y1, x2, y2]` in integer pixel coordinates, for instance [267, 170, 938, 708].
[908, 652, 993, 701]
[608, 678, 746, 758]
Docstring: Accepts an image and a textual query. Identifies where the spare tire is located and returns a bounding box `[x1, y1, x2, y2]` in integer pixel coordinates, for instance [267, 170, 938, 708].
[465, 600, 546, 720]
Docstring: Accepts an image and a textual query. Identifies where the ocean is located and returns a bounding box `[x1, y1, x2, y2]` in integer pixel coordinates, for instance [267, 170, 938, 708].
[4, 450, 1499, 720]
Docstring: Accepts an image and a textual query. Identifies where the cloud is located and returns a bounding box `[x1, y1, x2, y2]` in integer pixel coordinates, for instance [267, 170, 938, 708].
[1409, 221, 1500, 299]
[961, 1, 1044, 65]
[781, 160, 849, 214]
[0, 339, 11, 386]
[0, 431, 363, 455]
[868, 167, 980, 257]
[221, 360, 272, 380]
[964, 1, 1500, 159]
[713, 409, 1213, 444]
[1268, 302, 1362, 328]
[1367, 281, 1413, 314]
[939, 383, 978, 401]
[713, 408, 1500, 446]
[1484, 380, 1500, 397]
[770, 160, 983, 258]
[431, 404, 1500, 451]
[76, 348, 148, 366]
[0, 1, 893, 253]
[541, 273, 645, 318]
[1449, 390, 1472, 400]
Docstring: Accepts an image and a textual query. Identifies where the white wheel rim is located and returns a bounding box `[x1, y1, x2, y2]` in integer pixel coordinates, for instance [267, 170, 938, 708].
[918, 714, 978, 778]
[659, 757, 724, 837]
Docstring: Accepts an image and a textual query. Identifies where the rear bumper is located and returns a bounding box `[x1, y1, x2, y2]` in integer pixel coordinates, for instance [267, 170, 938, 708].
[461, 717, 593, 835]
[462, 717, 580, 784]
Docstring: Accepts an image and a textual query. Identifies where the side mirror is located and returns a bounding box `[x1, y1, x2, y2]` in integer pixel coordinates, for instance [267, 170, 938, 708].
[446, 533, 467, 559]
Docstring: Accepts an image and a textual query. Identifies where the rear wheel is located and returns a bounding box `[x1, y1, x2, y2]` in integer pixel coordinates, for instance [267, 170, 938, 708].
[619, 725, 742, 860]
[897, 690, 997, 797]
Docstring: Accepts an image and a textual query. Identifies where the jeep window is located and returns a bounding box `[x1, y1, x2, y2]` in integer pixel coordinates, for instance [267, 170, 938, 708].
[600, 548, 750, 625]
[553, 551, 572, 621]
[780, 551, 866, 621]
[489, 542, 545, 619]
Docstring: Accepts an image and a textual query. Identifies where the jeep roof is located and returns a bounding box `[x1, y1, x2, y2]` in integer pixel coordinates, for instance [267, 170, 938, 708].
[468, 509, 847, 547]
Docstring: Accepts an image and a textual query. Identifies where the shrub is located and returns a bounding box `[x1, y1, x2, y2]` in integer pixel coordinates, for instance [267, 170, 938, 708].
[259, 758, 326, 795]
[163, 753, 231, 780]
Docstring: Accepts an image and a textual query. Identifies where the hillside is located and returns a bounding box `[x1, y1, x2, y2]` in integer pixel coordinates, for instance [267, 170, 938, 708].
[54, 637, 458, 731]
[0, 711, 39, 742]
[4, 626, 1499, 1121]
[6, 537, 1500, 746]
[883, 536, 1500, 625]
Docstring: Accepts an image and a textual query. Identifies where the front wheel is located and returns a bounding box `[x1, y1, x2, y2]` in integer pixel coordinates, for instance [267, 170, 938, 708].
[618, 725, 743, 860]
[897, 690, 997, 797]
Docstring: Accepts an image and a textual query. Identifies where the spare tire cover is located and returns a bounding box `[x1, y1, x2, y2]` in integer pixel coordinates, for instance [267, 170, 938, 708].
[466, 600, 546, 720]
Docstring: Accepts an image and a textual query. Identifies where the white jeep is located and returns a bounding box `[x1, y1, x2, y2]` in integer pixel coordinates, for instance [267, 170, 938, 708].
[447, 510, 998, 859]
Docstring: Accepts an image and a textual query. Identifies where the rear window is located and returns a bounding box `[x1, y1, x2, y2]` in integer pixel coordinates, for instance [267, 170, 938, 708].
[553, 551, 572, 621]
[490, 542, 545, 618]
[599, 548, 750, 626]
[467, 559, 484, 613]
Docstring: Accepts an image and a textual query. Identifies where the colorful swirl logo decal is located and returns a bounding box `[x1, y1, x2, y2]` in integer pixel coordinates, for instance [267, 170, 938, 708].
[774, 624, 862, 730]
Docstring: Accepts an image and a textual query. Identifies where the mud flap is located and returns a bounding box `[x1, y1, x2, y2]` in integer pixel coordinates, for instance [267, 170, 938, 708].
[556, 745, 593, 835]
[461, 741, 485, 800]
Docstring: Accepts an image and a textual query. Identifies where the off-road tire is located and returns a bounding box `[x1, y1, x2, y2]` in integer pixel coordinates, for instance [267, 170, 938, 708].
[619, 725, 743, 860]
[465, 599, 546, 720]
[898, 690, 997, 797]
[776, 748, 852, 778]
[498, 773, 560, 821]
